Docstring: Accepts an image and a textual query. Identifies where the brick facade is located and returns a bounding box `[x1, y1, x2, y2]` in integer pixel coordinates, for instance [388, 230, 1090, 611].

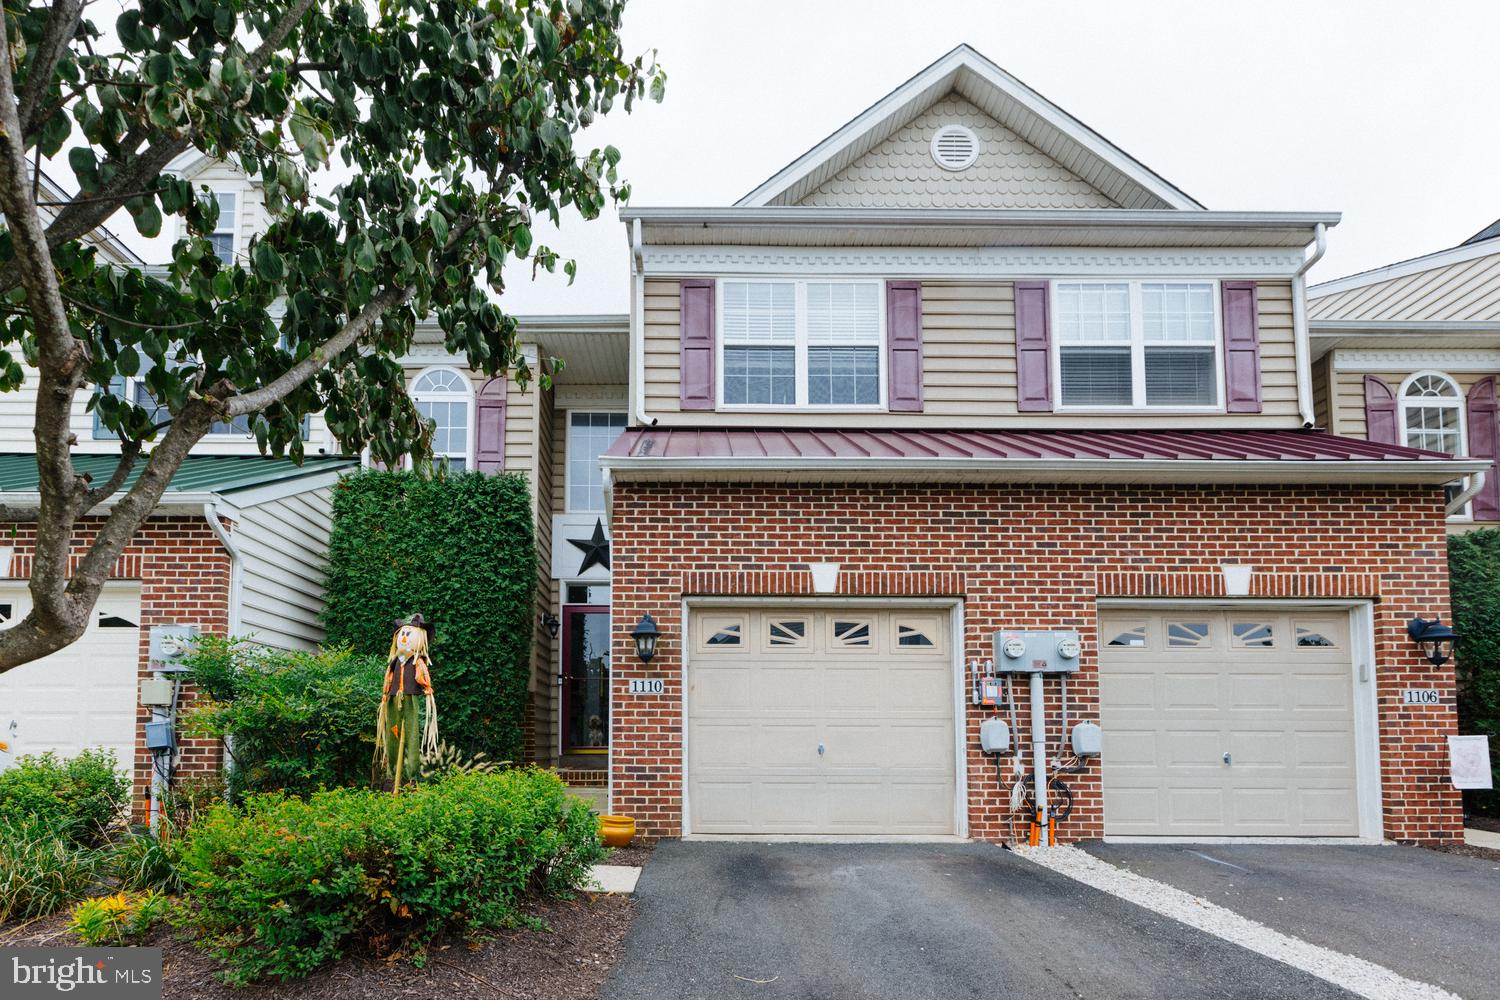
[7, 515, 231, 824]
[609, 482, 1462, 845]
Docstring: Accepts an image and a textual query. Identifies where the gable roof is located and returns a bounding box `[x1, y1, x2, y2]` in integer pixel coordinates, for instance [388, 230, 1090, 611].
[1463, 218, 1500, 246]
[1308, 229, 1500, 308]
[0, 453, 356, 500]
[735, 44, 1203, 211]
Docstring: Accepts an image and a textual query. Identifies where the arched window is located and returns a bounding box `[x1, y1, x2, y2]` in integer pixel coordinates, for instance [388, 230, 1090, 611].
[1399, 372, 1464, 455]
[411, 367, 473, 470]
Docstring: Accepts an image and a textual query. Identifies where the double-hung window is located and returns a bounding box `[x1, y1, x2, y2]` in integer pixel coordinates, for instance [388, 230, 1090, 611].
[567, 412, 627, 511]
[1054, 280, 1221, 409]
[210, 192, 237, 264]
[719, 280, 884, 407]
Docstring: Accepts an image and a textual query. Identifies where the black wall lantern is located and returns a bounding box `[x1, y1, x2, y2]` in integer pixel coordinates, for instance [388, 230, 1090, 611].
[1408, 616, 1459, 667]
[540, 612, 561, 640]
[631, 613, 661, 664]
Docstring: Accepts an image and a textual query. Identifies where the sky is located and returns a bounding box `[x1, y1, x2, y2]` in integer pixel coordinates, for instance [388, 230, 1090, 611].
[112, 0, 1500, 316]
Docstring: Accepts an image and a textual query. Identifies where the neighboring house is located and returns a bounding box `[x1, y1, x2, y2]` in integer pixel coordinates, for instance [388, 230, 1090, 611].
[596, 44, 1481, 845]
[1308, 223, 1500, 531]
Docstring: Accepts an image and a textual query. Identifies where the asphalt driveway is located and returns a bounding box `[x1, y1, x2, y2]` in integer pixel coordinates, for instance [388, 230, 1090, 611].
[1083, 842, 1500, 1000]
[602, 841, 1355, 1000]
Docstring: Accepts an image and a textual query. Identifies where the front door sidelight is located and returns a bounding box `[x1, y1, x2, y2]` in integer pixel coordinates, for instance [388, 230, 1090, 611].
[562, 606, 609, 753]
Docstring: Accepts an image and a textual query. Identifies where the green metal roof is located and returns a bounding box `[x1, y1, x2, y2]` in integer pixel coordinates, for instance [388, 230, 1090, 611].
[0, 453, 359, 496]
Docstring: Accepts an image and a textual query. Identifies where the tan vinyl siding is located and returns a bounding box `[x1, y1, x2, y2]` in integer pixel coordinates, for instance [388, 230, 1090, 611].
[797, 94, 1117, 210]
[1312, 353, 1334, 432]
[1310, 252, 1500, 322]
[234, 488, 335, 651]
[643, 278, 1301, 428]
[530, 385, 556, 761]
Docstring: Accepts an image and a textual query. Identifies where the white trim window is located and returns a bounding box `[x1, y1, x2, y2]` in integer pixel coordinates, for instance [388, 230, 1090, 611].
[411, 367, 473, 470]
[210, 191, 237, 264]
[1053, 280, 1222, 409]
[1399, 370, 1469, 515]
[718, 279, 885, 408]
[566, 411, 627, 512]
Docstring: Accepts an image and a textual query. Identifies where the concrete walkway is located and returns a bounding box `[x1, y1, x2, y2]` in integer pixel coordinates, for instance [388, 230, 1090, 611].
[1464, 826, 1500, 849]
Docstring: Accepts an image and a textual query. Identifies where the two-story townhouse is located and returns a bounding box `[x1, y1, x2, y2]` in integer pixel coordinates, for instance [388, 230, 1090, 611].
[598, 45, 1481, 845]
[1308, 222, 1500, 532]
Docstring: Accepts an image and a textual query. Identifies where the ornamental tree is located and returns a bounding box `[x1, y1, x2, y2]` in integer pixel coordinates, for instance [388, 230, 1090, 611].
[0, 0, 662, 671]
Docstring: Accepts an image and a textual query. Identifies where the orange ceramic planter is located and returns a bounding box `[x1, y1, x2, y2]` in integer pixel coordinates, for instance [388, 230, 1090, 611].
[599, 814, 636, 848]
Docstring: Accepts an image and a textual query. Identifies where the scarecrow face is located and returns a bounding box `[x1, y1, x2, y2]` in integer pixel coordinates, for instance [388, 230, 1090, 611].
[394, 624, 426, 657]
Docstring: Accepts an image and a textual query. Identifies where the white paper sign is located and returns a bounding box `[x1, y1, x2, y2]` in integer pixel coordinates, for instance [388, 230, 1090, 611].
[1449, 735, 1493, 790]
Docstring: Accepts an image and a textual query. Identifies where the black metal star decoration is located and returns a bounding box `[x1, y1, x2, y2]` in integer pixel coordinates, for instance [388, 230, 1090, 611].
[568, 518, 611, 573]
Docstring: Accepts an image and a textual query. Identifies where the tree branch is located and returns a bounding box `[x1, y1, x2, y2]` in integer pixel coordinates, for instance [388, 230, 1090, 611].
[0, 0, 321, 293]
[16, 0, 86, 136]
[81, 440, 143, 510]
[224, 283, 411, 416]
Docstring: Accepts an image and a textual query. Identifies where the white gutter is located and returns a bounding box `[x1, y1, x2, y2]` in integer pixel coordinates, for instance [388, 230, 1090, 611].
[202, 501, 243, 637]
[630, 218, 654, 426]
[1291, 222, 1328, 427]
[620, 207, 1343, 230]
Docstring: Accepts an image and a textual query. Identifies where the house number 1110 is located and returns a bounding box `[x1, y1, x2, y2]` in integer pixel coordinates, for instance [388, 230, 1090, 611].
[628, 679, 665, 695]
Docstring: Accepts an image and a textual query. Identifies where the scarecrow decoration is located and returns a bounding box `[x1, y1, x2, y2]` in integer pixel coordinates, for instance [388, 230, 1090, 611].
[374, 614, 439, 792]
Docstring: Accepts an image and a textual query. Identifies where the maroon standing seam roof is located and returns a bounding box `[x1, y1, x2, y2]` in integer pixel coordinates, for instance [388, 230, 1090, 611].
[604, 428, 1458, 464]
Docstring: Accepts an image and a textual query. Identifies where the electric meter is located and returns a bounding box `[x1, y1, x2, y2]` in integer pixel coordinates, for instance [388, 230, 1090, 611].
[1056, 636, 1080, 660]
[1001, 636, 1027, 660]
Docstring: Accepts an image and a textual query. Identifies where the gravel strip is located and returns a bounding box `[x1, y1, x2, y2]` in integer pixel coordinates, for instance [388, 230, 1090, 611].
[1017, 845, 1461, 1000]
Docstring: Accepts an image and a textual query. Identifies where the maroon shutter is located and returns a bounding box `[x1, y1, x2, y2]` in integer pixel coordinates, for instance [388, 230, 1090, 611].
[1467, 376, 1500, 519]
[1363, 375, 1399, 444]
[475, 380, 506, 473]
[679, 278, 715, 410]
[1221, 281, 1262, 413]
[1014, 281, 1053, 412]
[886, 281, 924, 412]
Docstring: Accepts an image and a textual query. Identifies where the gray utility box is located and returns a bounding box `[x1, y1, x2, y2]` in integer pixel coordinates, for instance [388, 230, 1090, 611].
[993, 630, 1082, 673]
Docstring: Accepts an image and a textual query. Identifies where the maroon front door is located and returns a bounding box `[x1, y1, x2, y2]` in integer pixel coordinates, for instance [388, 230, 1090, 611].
[561, 606, 609, 753]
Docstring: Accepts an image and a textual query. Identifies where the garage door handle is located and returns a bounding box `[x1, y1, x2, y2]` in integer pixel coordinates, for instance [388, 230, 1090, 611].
[1223, 752, 1232, 766]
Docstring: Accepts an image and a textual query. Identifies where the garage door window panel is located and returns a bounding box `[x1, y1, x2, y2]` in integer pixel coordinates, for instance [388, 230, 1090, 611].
[765, 618, 809, 650]
[830, 618, 874, 651]
[1295, 624, 1337, 648]
[1231, 622, 1275, 648]
[698, 615, 745, 652]
[894, 617, 943, 652]
[1106, 622, 1149, 648]
[1166, 620, 1212, 647]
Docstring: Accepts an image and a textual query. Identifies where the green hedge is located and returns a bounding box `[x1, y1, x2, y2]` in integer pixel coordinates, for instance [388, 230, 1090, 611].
[176, 769, 603, 984]
[321, 470, 535, 763]
[181, 638, 385, 800]
[0, 749, 129, 846]
[1450, 529, 1500, 814]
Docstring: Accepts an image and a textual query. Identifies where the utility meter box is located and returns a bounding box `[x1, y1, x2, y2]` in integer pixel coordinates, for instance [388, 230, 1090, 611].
[144, 721, 176, 752]
[1071, 721, 1103, 757]
[993, 630, 1082, 673]
[149, 624, 199, 671]
[979, 718, 1011, 754]
[139, 678, 175, 707]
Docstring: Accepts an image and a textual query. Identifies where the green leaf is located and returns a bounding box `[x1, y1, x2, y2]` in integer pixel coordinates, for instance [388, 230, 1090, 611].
[512, 224, 531, 258]
[253, 243, 286, 282]
[145, 53, 172, 84]
[130, 201, 162, 238]
[353, 235, 377, 272]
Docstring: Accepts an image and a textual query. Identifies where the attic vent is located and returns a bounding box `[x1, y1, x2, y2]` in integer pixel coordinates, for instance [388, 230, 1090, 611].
[931, 124, 978, 171]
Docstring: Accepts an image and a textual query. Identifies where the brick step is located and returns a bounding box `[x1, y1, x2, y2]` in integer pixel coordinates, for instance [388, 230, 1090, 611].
[553, 767, 607, 787]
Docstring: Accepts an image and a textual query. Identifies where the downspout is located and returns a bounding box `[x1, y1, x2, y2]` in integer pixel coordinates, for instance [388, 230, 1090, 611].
[1447, 469, 1486, 517]
[630, 218, 656, 426]
[202, 501, 242, 637]
[1291, 222, 1328, 428]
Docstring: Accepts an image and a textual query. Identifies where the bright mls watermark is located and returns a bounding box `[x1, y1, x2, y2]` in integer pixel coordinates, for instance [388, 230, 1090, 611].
[3, 949, 161, 999]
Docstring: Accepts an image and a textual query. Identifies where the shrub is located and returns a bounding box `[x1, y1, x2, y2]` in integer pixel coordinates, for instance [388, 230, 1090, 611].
[0, 817, 107, 922]
[0, 749, 128, 846]
[176, 768, 603, 984]
[180, 639, 384, 800]
[321, 470, 535, 762]
[1450, 529, 1500, 814]
[111, 830, 185, 896]
[70, 891, 170, 946]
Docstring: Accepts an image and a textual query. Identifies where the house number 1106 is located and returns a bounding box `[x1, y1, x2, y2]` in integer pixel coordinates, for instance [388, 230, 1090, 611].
[628, 679, 665, 695]
[1401, 689, 1441, 705]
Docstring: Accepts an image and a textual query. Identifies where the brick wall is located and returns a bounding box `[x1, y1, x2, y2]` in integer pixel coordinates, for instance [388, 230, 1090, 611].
[8, 515, 231, 824]
[609, 483, 1462, 845]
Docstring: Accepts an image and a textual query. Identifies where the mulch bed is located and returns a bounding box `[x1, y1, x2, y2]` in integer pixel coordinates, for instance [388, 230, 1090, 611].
[1431, 841, 1500, 863]
[1, 893, 635, 1000]
[1466, 815, 1500, 835]
[603, 842, 654, 867]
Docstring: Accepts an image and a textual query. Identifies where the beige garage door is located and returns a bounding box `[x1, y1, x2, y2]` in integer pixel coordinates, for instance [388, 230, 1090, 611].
[0, 582, 142, 784]
[1099, 609, 1359, 837]
[687, 607, 955, 836]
